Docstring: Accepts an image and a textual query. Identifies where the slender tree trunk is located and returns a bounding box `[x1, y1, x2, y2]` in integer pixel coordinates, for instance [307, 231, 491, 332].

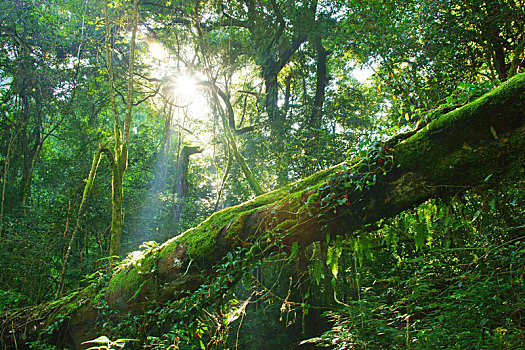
[309, 36, 329, 127]
[104, 0, 140, 264]
[212, 92, 264, 195]
[214, 145, 232, 211]
[56, 148, 103, 297]
[263, 70, 281, 129]
[0, 128, 18, 230]
[165, 145, 202, 240]
[258, 35, 306, 133]
[508, 38, 525, 78]
[109, 165, 124, 260]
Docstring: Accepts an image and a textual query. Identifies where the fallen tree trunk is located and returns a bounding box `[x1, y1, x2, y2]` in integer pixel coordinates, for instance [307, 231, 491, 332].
[2, 74, 525, 349]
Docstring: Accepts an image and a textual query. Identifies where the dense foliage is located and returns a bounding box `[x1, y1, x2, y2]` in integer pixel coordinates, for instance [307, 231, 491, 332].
[306, 185, 525, 349]
[0, 0, 523, 348]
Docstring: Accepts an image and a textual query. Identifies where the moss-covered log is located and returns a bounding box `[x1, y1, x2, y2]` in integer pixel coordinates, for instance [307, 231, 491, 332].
[2, 74, 525, 349]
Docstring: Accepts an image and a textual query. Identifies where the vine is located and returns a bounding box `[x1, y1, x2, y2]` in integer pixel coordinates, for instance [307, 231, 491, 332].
[320, 140, 395, 211]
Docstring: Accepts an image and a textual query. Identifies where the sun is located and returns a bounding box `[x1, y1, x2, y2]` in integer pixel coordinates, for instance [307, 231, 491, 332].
[173, 74, 198, 101]
[171, 74, 210, 122]
[141, 37, 209, 121]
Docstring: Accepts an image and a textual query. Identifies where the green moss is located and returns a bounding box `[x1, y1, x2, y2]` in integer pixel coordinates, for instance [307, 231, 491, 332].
[274, 219, 298, 233]
[307, 191, 321, 202]
[284, 191, 305, 213]
[394, 73, 525, 183]
[156, 181, 314, 260]
[225, 209, 255, 240]
[106, 250, 158, 303]
[107, 268, 134, 300]
[425, 73, 525, 135]
[293, 189, 323, 214]
[184, 206, 246, 258]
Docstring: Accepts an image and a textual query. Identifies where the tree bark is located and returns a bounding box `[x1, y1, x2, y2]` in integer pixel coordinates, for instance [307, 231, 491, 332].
[309, 36, 329, 127]
[56, 147, 104, 298]
[210, 87, 264, 196]
[2, 73, 525, 349]
[165, 145, 202, 241]
[261, 35, 307, 133]
[105, 0, 140, 264]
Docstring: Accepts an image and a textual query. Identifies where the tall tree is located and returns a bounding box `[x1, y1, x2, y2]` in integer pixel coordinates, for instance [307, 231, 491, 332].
[104, 0, 141, 262]
[0, 0, 85, 215]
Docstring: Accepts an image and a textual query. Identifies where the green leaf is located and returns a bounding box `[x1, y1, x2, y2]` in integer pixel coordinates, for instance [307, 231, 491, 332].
[290, 241, 299, 259]
[314, 261, 324, 286]
[326, 246, 333, 266]
[414, 222, 428, 250]
[331, 258, 339, 279]
[82, 336, 110, 344]
[114, 338, 137, 343]
[471, 210, 481, 222]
